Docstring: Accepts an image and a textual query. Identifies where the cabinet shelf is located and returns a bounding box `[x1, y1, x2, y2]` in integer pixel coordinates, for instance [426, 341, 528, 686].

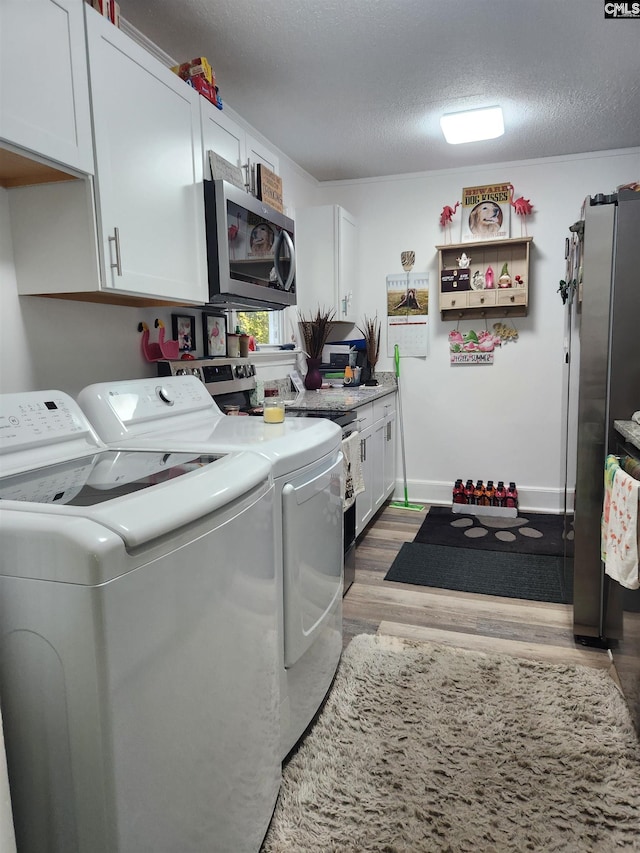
[436, 236, 532, 320]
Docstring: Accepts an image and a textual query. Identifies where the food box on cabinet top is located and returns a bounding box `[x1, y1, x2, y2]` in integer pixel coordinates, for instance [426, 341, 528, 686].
[171, 57, 214, 86]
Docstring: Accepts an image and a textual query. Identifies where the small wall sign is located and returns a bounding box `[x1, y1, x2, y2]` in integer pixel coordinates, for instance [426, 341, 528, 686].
[208, 151, 245, 190]
[449, 328, 502, 365]
[256, 164, 283, 213]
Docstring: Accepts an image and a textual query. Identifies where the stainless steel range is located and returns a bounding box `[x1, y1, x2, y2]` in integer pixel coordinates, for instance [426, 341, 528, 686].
[157, 357, 256, 396]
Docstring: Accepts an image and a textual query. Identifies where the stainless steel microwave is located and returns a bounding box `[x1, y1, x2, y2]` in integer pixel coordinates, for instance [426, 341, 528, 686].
[204, 179, 296, 310]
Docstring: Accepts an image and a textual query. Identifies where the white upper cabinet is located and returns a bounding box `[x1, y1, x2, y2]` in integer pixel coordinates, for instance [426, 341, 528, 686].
[85, 8, 207, 302]
[12, 8, 207, 305]
[201, 101, 279, 194]
[295, 205, 357, 323]
[202, 107, 245, 174]
[0, 0, 94, 174]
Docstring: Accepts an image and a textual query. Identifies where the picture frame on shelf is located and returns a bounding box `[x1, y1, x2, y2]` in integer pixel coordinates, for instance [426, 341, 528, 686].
[202, 311, 227, 358]
[461, 183, 511, 243]
[171, 313, 196, 353]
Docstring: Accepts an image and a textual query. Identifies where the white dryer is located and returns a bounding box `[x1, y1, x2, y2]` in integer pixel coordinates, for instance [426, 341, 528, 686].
[0, 391, 279, 853]
[78, 375, 344, 759]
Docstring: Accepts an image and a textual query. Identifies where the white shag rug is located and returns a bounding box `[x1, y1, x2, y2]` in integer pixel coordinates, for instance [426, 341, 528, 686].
[262, 634, 640, 852]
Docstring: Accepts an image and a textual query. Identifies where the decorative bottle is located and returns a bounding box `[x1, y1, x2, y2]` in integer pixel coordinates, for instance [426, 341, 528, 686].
[495, 481, 506, 507]
[453, 479, 465, 504]
[474, 480, 485, 506]
[464, 479, 475, 505]
[485, 480, 496, 506]
[506, 482, 519, 509]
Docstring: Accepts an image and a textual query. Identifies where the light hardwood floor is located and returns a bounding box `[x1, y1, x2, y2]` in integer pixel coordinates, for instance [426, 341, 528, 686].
[344, 504, 613, 673]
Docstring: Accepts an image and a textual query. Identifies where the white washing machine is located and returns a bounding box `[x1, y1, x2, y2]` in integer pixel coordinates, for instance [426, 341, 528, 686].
[77, 375, 344, 759]
[0, 391, 279, 853]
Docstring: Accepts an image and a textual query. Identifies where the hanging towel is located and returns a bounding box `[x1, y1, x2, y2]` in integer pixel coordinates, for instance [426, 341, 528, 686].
[342, 431, 365, 511]
[601, 454, 619, 562]
[601, 455, 640, 590]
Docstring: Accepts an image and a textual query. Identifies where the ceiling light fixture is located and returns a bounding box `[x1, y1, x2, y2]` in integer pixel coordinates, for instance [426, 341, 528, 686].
[440, 106, 504, 145]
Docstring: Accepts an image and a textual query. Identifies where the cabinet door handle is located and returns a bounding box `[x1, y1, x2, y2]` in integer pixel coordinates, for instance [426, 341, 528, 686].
[360, 438, 366, 462]
[386, 422, 391, 441]
[109, 227, 122, 277]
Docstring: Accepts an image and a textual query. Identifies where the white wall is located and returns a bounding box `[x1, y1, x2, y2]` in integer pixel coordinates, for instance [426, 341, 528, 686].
[2, 147, 638, 508]
[316, 148, 640, 511]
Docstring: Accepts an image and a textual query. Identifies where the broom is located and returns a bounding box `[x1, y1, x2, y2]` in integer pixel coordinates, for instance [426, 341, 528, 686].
[389, 344, 424, 511]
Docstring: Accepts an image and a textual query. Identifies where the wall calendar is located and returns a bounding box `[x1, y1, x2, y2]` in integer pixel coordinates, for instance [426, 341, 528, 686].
[386, 272, 429, 357]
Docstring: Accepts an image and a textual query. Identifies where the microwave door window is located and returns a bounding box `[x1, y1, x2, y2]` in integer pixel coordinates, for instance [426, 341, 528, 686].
[227, 200, 278, 287]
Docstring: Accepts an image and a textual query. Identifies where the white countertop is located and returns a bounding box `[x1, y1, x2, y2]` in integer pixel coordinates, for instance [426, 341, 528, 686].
[285, 373, 397, 411]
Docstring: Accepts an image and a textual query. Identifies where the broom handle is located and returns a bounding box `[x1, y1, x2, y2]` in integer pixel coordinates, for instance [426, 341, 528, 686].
[394, 345, 409, 503]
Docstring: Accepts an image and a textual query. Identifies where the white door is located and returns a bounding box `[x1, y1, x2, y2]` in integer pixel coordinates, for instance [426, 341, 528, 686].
[337, 207, 357, 322]
[355, 429, 374, 536]
[85, 9, 207, 302]
[281, 451, 343, 667]
[202, 104, 245, 174]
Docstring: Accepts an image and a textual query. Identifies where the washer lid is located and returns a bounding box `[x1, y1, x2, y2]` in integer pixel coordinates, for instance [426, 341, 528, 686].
[77, 377, 341, 476]
[145, 417, 341, 477]
[0, 448, 272, 547]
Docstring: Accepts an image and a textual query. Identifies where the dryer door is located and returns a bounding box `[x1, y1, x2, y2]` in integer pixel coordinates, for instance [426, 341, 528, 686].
[281, 451, 343, 668]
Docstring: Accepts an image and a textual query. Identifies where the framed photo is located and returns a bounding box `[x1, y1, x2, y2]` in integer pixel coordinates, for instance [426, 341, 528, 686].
[201, 311, 227, 358]
[460, 183, 511, 242]
[171, 313, 196, 353]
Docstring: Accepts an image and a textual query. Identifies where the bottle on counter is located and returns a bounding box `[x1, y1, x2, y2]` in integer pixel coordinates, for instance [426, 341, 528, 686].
[494, 481, 506, 507]
[474, 480, 485, 506]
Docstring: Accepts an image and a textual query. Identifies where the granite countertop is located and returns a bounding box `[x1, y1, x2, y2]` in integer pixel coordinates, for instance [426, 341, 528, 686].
[285, 372, 397, 412]
[614, 420, 640, 453]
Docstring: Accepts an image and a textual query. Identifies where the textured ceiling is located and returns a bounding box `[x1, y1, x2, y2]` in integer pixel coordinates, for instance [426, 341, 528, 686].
[121, 0, 640, 182]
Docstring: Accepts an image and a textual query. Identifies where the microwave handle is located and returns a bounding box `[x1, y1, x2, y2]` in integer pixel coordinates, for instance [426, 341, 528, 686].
[274, 230, 296, 292]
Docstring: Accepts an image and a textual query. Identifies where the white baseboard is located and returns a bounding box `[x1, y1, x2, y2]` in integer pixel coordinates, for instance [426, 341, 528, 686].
[390, 479, 569, 515]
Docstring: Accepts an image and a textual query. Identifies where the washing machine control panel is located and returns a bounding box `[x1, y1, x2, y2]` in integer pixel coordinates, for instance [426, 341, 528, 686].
[0, 392, 94, 451]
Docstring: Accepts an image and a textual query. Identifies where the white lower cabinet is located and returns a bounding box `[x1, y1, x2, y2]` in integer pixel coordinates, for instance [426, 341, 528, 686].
[382, 399, 397, 499]
[355, 393, 397, 537]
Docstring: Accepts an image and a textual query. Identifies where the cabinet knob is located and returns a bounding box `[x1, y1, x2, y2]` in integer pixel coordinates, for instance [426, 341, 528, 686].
[510, 295, 515, 302]
[480, 297, 485, 304]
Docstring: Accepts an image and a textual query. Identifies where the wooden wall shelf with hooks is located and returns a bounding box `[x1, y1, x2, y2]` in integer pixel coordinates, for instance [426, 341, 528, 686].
[436, 236, 532, 320]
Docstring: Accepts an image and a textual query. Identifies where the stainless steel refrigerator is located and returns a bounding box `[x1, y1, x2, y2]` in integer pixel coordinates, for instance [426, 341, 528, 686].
[563, 187, 640, 726]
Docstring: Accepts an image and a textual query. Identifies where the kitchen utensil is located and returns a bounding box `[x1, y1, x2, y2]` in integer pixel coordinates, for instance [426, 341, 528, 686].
[401, 251, 415, 272]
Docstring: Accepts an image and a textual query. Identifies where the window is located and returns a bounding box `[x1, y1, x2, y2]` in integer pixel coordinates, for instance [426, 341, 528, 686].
[234, 310, 284, 346]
